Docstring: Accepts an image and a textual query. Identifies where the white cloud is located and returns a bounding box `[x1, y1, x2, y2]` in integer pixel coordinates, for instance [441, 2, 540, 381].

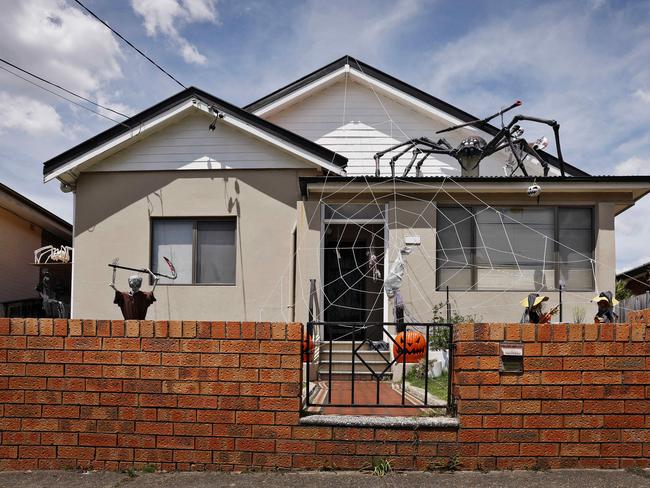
[635, 89, 650, 103]
[614, 156, 650, 175]
[0, 92, 62, 134]
[131, 0, 218, 65]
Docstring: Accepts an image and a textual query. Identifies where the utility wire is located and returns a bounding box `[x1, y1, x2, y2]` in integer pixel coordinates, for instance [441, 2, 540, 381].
[0, 57, 130, 118]
[73, 0, 187, 90]
[0, 64, 131, 128]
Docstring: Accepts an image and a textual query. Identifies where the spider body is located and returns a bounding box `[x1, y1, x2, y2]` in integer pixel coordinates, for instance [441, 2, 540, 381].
[373, 101, 567, 178]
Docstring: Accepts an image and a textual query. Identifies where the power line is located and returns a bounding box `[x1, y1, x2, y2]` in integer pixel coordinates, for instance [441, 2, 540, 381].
[73, 0, 187, 90]
[0, 64, 131, 128]
[0, 57, 130, 118]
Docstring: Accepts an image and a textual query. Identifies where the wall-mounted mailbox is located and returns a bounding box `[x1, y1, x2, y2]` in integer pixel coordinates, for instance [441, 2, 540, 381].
[500, 342, 524, 373]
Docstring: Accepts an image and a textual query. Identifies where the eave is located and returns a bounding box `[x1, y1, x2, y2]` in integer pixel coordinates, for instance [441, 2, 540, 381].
[298, 175, 650, 216]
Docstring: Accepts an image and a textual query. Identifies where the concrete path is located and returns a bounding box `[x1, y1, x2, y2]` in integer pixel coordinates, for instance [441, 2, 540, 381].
[0, 469, 649, 488]
[0, 470, 650, 488]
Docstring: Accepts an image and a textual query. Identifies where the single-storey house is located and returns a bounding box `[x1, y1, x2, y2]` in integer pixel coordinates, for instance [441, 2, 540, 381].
[0, 182, 72, 317]
[43, 55, 650, 330]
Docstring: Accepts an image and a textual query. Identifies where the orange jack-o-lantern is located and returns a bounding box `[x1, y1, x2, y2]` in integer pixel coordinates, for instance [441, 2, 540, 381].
[302, 333, 314, 362]
[392, 330, 427, 363]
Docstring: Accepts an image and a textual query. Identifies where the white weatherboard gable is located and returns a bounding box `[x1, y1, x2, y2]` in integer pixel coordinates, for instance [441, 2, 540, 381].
[89, 112, 323, 173]
[260, 71, 559, 178]
[46, 99, 346, 183]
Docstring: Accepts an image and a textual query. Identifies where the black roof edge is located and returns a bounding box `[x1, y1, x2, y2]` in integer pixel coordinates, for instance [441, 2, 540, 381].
[0, 181, 72, 231]
[43, 86, 348, 177]
[616, 262, 650, 280]
[298, 175, 650, 198]
[244, 55, 589, 178]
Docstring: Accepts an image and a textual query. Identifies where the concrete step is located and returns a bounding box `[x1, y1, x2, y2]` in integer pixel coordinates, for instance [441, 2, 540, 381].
[318, 360, 393, 374]
[316, 340, 387, 353]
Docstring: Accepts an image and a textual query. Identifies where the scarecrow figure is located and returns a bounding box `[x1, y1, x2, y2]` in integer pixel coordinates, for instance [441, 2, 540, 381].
[109, 258, 158, 320]
[520, 293, 558, 324]
[592, 291, 619, 323]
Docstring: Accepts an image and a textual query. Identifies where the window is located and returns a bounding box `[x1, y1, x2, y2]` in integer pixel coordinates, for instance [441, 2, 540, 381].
[436, 206, 593, 291]
[151, 219, 236, 285]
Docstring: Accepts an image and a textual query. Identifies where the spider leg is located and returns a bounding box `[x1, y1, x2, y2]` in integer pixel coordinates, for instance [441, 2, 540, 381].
[402, 148, 421, 177]
[373, 140, 420, 177]
[415, 153, 430, 177]
[509, 115, 566, 176]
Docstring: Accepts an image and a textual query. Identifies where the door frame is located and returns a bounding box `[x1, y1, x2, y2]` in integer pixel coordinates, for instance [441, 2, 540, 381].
[319, 203, 389, 340]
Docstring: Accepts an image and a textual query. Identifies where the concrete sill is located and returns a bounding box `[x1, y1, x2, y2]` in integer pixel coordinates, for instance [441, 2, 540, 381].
[299, 414, 459, 429]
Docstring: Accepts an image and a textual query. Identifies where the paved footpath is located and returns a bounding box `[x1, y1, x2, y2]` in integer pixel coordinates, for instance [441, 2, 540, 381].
[0, 469, 649, 488]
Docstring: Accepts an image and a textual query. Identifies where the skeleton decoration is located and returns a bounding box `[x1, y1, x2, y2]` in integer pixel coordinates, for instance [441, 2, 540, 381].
[368, 237, 381, 282]
[373, 100, 567, 178]
[34, 245, 72, 264]
[108, 257, 177, 319]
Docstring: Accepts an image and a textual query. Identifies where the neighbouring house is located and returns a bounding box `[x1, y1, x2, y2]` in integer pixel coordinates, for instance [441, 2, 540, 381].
[42, 55, 650, 330]
[617, 262, 650, 297]
[0, 182, 72, 317]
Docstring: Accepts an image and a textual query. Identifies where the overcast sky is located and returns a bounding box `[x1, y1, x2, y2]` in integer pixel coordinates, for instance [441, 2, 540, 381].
[1, 0, 649, 272]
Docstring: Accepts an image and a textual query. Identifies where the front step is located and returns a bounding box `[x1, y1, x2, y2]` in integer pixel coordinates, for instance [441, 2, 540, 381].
[317, 341, 393, 381]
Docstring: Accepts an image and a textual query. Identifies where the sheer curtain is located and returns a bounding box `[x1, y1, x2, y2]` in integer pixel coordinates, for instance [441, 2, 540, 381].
[152, 220, 193, 284]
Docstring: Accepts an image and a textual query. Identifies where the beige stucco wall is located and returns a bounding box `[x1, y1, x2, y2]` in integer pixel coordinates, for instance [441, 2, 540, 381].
[73, 168, 619, 324]
[72, 169, 317, 320]
[0, 207, 41, 304]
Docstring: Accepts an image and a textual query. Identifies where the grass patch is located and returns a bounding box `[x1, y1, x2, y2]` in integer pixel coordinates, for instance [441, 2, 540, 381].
[406, 369, 448, 402]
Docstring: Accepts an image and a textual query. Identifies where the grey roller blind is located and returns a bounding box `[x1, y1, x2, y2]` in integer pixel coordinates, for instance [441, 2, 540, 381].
[437, 207, 473, 289]
[558, 208, 593, 290]
[196, 221, 236, 284]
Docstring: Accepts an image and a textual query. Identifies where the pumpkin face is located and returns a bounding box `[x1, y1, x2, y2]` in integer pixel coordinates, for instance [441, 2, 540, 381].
[302, 334, 314, 362]
[392, 330, 427, 363]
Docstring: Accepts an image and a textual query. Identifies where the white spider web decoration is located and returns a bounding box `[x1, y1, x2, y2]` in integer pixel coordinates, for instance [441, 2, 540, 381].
[256, 60, 641, 324]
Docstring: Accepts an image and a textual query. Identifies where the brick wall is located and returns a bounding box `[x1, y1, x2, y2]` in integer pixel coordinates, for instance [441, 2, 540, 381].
[1, 319, 649, 472]
[0, 319, 457, 471]
[454, 322, 650, 470]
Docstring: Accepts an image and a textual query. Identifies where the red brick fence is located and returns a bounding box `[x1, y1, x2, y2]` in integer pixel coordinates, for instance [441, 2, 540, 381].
[0, 318, 648, 471]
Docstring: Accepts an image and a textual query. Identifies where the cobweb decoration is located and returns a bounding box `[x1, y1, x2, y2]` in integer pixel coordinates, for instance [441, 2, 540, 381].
[256, 59, 639, 323]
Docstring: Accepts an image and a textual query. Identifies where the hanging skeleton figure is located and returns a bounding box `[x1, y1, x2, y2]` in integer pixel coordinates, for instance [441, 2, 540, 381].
[367, 237, 381, 282]
[372, 100, 567, 178]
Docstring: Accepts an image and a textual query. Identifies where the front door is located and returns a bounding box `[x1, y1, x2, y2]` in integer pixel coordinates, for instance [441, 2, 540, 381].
[323, 223, 384, 340]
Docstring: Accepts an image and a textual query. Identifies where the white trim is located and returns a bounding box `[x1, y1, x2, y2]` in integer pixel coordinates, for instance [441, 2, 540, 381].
[251, 63, 484, 135]
[45, 100, 197, 182]
[252, 66, 349, 117]
[70, 190, 76, 319]
[46, 98, 346, 184]
[193, 101, 345, 176]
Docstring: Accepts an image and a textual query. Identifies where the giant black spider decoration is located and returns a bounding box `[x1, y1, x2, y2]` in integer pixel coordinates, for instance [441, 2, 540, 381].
[373, 101, 566, 178]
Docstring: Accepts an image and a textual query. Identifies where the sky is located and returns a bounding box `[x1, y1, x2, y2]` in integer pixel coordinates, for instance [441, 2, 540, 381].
[0, 0, 649, 272]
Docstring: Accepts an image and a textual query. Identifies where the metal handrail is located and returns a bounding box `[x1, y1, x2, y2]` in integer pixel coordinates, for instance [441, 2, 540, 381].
[302, 321, 455, 414]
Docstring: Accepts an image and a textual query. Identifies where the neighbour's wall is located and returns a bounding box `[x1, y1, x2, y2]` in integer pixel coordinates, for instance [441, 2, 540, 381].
[1, 319, 649, 472]
[73, 169, 315, 321]
[0, 206, 41, 303]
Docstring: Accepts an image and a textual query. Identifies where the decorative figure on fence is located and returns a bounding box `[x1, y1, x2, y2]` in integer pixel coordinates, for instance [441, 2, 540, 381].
[520, 293, 559, 324]
[392, 330, 427, 363]
[372, 100, 567, 178]
[302, 331, 314, 363]
[592, 291, 619, 323]
[35, 268, 69, 318]
[108, 257, 177, 320]
[34, 245, 73, 264]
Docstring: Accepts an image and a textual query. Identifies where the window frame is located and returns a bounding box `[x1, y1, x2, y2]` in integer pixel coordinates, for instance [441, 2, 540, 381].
[149, 216, 237, 286]
[436, 205, 595, 292]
